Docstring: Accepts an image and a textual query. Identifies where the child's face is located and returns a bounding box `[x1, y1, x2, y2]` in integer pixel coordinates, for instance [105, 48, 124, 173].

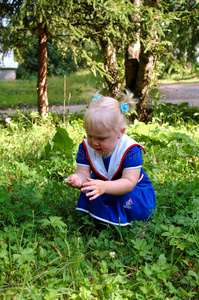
[86, 124, 125, 157]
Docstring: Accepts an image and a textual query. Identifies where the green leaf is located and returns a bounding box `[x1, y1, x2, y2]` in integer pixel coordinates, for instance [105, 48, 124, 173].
[188, 270, 198, 279]
[131, 239, 152, 256]
[13, 248, 35, 265]
[134, 123, 158, 137]
[44, 290, 58, 300]
[49, 216, 67, 229]
[160, 224, 169, 231]
[158, 254, 167, 266]
[180, 288, 192, 296]
[45, 140, 52, 155]
[52, 127, 73, 154]
[143, 263, 152, 277]
[39, 216, 67, 230]
[158, 131, 195, 144]
[165, 282, 178, 294]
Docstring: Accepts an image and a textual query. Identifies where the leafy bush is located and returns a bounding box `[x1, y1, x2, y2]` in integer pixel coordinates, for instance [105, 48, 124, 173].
[151, 102, 199, 125]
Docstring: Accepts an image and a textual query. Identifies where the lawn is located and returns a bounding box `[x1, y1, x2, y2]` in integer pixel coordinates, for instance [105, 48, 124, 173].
[0, 102, 199, 299]
[0, 69, 102, 108]
[1, 68, 199, 109]
[159, 71, 199, 84]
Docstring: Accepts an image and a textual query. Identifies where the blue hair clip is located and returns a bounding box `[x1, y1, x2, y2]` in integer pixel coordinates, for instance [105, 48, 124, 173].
[92, 94, 101, 102]
[120, 102, 129, 113]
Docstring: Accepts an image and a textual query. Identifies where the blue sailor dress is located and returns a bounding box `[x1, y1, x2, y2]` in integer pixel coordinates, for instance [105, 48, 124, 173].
[76, 134, 156, 226]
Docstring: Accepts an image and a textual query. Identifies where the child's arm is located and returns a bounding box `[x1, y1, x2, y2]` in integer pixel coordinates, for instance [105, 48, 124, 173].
[66, 165, 91, 188]
[81, 168, 141, 200]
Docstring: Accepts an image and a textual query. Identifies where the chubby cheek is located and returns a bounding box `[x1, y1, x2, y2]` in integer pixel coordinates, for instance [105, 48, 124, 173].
[87, 138, 98, 149]
[100, 142, 109, 150]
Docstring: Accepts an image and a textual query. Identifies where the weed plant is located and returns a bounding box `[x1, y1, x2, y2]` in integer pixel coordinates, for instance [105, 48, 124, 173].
[0, 104, 199, 299]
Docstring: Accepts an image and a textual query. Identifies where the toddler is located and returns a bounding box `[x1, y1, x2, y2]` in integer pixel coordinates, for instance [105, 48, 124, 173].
[66, 93, 156, 226]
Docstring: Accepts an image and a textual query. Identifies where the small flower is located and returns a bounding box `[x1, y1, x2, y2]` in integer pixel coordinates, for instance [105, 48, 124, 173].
[92, 94, 101, 102]
[109, 251, 116, 258]
[5, 117, 11, 123]
[120, 102, 129, 113]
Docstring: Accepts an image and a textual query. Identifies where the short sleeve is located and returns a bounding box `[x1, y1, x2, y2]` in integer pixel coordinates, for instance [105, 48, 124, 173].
[123, 146, 143, 169]
[76, 142, 90, 166]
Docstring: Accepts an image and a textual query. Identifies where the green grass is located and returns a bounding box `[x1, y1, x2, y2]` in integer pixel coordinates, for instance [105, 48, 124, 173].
[0, 69, 102, 108]
[0, 104, 199, 299]
[160, 71, 199, 84]
[0, 68, 199, 110]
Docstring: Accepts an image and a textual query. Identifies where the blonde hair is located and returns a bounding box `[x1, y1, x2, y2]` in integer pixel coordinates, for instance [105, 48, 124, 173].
[83, 91, 137, 134]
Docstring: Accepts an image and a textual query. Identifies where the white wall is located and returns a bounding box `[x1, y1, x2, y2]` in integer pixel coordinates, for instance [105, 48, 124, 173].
[0, 49, 18, 80]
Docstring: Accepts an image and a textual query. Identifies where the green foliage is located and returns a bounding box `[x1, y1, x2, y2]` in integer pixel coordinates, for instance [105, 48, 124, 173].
[161, 0, 199, 75]
[16, 41, 80, 79]
[45, 126, 73, 156]
[0, 104, 199, 298]
[39, 216, 67, 231]
[1, 0, 199, 105]
[152, 102, 199, 125]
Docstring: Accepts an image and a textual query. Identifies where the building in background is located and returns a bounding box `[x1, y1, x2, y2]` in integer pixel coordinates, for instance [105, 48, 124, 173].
[0, 49, 18, 81]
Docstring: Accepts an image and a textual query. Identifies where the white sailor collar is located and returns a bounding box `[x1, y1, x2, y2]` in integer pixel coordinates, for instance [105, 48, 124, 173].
[83, 134, 145, 181]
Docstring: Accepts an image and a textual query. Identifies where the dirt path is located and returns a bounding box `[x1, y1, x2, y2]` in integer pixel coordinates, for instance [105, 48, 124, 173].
[0, 82, 198, 119]
[0, 104, 87, 119]
[158, 82, 199, 107]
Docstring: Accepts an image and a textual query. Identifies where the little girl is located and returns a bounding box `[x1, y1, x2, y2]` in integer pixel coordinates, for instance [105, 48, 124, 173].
[66, 93, 156, 226]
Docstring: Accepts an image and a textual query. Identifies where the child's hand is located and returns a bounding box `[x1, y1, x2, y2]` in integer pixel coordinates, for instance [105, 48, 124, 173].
[81, 177, 106, 201]
[65, 174, 83, 188]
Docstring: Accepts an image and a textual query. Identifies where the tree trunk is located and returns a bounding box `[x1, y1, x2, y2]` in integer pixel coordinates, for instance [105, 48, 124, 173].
[125, 0, 140, 93]
[125, 41, 140, 92]
[99, 37, 121, 98]
[125, 0, 158, 122]
[135, 42, 154, 121]
[135, 43, 154, 101]
[134, 0, 160, 121]
[37, 26, 48, 117]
